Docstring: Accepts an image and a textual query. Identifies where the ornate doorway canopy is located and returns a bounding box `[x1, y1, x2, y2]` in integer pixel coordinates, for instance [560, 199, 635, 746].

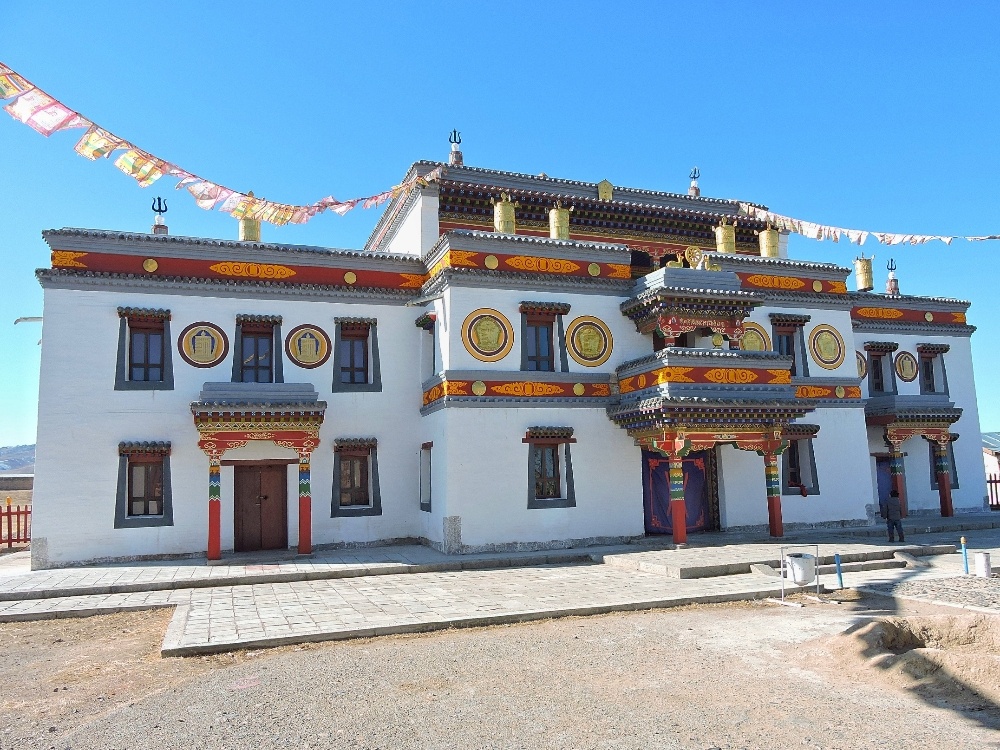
[191, 383, 326, 559]
[621, 283, 763, 346]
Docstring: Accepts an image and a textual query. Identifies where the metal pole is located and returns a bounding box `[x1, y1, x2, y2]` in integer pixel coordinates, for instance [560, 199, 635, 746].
[835, 553, 844, 590]
[961, 536, 969, 575]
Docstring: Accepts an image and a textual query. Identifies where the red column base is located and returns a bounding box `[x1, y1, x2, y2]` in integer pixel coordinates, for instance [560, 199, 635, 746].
[767, 496, 783, 538]
[298, 496, 312, 555]
[670, 499, 688, 545]
[937, 473, 954, 517]
[207, 499, 221, 560]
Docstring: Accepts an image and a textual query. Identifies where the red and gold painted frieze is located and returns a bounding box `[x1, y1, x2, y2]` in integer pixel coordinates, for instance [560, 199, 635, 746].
[51, 250, 427, 290]
[736, 273, 848, 295]
[195, 429, 321, 459]
[794, 384, 862, 400]
[618, 365, 791, 395]
[422, 379, 612, 407]
[632, 427, 786, 457]
[851, 306, 967, 325]
[426, 246, 631, 280]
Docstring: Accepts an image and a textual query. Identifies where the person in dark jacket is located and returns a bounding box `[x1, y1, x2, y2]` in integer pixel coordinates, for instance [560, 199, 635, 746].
[879, 489, 904, 542]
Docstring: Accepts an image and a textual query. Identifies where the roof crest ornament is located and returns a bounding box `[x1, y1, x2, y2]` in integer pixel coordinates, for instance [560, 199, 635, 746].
[688, 167, 701, 197]
[151, 196, 168, 235]
[448, 129, 463, 166]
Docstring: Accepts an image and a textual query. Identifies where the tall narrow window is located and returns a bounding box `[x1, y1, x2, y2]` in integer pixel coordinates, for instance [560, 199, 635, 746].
[241, 325, 274, 382]
[333, 319, 381, 392]
[917, 343, 950, 396]
[520, 302, 570, 372]
[534, 444, 560, 498]
[332, 439, 382, 516]
[419, 441, 432, 512]
[115, 441, 173, 528]
[769, 314, 810, 377]
[115, 308, 173, 391]
[781, 433, 820, 496]
[870, 354, 885, 393]
[523, 427, 576, 509]
[232, 315, 283, 384]
[340, 328, 369, 384]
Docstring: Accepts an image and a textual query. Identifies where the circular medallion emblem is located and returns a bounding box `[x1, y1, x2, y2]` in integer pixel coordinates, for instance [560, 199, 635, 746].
[924, 312, 935, 322]
[587, 263, 601, 277]
[284, 324, 331, 369]
[484, 255, 499, 270]
[739, 322, 771, 352]
[812, 280, 824, 293]
[856, 351, 868, 379]
[142, 258, 158, 273]
[808, 324, 846, 370]
[462, 309, 514, 362]
[895, 351, 919, 382]
[472, 380, 487, 396]
[178, 322, 229, 368]
[565, 316, 613, 367]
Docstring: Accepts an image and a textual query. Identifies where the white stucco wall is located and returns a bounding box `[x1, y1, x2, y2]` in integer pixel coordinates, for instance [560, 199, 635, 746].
[435, 407, 644, 550]
[385, 190, 440, 257]
[32, 286, 427, 567]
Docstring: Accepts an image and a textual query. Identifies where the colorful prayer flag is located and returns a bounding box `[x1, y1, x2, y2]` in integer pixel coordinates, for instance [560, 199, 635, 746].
[114, 148, 165, 187]
[74, 126, 126, 160]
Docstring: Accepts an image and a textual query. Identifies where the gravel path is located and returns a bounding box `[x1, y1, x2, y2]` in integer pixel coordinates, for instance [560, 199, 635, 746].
[862, 574, 1000, 611]
[5, 599, 996, 750]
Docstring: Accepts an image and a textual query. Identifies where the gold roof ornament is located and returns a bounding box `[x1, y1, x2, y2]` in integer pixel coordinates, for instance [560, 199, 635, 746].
[854, 253, 874, 293]
[596, 179, 613, 201]
[239, 190, 261, 243]
[715, 217, 736, 254]
[491, 192, 519, 234]
[548, 200, 573, 240]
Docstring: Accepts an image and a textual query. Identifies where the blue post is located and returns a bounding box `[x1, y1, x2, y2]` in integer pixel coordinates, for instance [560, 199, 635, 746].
[834, 553, 844, 590]
[961, 536, 969, 575]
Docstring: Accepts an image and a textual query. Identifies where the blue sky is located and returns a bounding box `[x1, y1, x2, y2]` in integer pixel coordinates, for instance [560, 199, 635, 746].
[2, 2, 999, 446]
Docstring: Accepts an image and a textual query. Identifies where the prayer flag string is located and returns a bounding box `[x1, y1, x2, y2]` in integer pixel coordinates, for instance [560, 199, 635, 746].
[0, 61, 441, 226]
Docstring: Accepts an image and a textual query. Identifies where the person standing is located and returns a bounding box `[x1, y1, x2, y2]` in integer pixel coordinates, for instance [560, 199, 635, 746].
[879, 489, 904, 542]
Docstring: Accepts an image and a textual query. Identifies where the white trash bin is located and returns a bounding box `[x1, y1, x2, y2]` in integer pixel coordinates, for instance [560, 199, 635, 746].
[785, 553, 816, 585]
[975, 552, 992, 578]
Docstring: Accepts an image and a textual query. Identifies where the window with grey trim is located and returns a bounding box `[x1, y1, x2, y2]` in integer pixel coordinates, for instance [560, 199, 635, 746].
[869, 353, 887, 393]
[523, 428, 576, 509]
[231, 316, 283, 384]
[419, 442, 432, 512]
[115, 443, 173, 528]
[929, 442, 960, 490]
[332, 440, 382, 516]
[918, 351, 949, 396]
[782, 439, 820, 496]
[519, 303, 570, 373]
[769, 314, 810, 377]
[115, 309, 173, 391]
[332, 320, 382, 392]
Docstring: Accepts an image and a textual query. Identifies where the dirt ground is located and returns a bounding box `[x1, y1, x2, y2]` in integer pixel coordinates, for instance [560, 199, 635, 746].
[0, 594, 998, 750]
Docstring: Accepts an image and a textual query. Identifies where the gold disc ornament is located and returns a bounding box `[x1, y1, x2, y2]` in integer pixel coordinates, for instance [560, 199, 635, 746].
[462, 309, 514, 362]
[284, 324, 332, 369]
[565, 316, 613, 367]
[808, 324, 846, 370]
[738, 322, 771, 352]
[178, 322, 229, 368]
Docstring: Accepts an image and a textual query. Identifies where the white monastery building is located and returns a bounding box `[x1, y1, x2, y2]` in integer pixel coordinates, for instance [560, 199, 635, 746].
[30, 143, 987, 568]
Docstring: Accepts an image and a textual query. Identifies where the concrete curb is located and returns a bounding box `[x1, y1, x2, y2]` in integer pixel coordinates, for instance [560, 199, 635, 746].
[0, 551, 595, 603]
[0, 601, 175, 623]
[159, 584, 795, 657]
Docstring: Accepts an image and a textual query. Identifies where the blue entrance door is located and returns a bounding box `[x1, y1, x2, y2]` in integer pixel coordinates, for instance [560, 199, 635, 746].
[642, 449, 713, 535]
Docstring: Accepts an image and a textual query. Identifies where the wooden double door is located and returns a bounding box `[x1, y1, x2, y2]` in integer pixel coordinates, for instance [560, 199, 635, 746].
[642, 449, 720, 535]
[234, 464, 288, 552]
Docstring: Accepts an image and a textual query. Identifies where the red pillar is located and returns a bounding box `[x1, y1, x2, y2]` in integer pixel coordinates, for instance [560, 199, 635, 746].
[668, 454, 687, 545]
[297, 452, 312, 555]
[934, 443, 954, 517]
[207, 458, 221, 560]
[763, 452, 783, 537]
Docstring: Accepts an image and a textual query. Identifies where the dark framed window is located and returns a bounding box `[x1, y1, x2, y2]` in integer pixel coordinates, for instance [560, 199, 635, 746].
[929, 441, 960, 490]
[232, 315, 283, 384]
[332, 320, 382, 392]
[774, 328, 797, 376]
[339, 454, 370, 506]
[241, 325, 274, 383]
[340, 328, 369, 384]
[534, 444, 560, 498]
[128, 456, 164, 515]
[523, 428, 576, 509]
[525, 317, 555, 372]
[332, 439, 382, 516]
[782, 438, 820, 496]
[919, 356, 935, 393]
[419, 442, 432, 512]
[115, 308, 173, 391]
[869, 354, 885, 393]
[115, 442, 173, 528]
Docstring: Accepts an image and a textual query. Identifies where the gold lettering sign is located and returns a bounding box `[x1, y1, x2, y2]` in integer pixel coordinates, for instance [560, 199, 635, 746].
[209, 261, 296, 279]
[285, 324, 331, 369]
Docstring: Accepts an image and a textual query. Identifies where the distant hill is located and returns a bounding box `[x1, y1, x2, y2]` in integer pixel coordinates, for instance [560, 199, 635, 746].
[0, 444, 34, 474]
